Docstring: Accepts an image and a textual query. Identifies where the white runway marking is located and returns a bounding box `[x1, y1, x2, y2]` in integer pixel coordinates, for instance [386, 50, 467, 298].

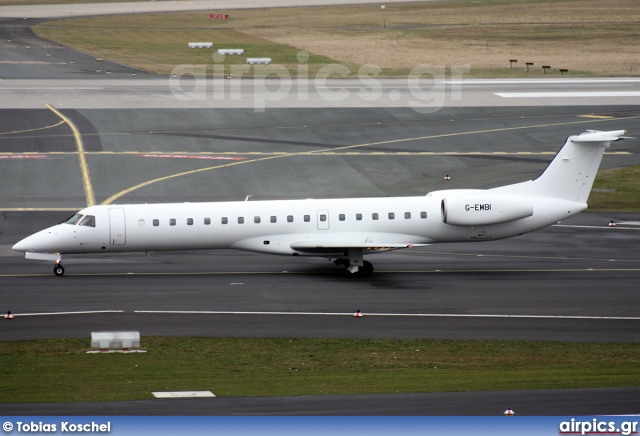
[452, 79, 640, 84]
[553, 224, 640, 230]
[0, 87, 103, 90]
[496, 92, 640, 98]
[153, 391, 215, 398]
[10, 310, 640, 321]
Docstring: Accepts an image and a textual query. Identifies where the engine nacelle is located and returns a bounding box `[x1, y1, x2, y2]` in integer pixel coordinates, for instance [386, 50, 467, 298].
[441, 195, 534, 226]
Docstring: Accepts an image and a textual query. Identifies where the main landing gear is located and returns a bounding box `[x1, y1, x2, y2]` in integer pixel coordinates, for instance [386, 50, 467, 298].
[53, 262, 65, 276]
[334, 249, 374, 277]
[334, 259, 374, 277]
[357, 261, 374, 277]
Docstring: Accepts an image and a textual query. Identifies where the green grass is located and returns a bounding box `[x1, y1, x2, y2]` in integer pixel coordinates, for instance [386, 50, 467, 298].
[589, 165, 640, 213]
[32, 19, 344, 77]
[1, 337, 639, 403]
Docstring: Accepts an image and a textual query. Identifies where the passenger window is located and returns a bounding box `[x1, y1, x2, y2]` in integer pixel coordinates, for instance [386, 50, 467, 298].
[372, 213, 379, 220]
[287, 215, 294, 223]
[238, 217, 244, 224]
[270, 216, 277, 223]
[138, 219, 145, 227]
[79, 215, 95, 227]
[404, 212, 411, 219]
[388, 212, 395, 220]
[153, 219, 159, 227]
[187, 218, 193, 225]
[170, 219, 176, 226]
[421, 211, 427, 219]
[356, 213, 362, 221]
[339, 214, 345, 221]
[254, 216, 261, 224]
[320, 214, 327, 222]
[304, 215, 310, 222]
[204, 217, 211, 225]
[221, 217, 228, 224]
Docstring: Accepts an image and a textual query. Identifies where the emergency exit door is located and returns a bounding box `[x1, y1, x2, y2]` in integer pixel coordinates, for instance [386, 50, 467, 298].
[109, 208, 126, 245]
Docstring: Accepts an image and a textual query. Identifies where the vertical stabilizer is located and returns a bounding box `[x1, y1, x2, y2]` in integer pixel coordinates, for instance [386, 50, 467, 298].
[492, 130, 627, 202]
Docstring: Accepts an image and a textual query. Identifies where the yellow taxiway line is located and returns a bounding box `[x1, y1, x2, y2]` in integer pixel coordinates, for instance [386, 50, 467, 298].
[46, 104, 95, 207]
[101, 114, 640, 205]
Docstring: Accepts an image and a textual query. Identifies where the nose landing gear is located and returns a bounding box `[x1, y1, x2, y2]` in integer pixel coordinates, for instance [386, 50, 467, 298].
[53, 262, 65, 276]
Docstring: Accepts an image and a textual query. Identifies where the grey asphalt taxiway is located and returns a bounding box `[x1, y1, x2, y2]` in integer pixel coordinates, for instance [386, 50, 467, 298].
[1, 10, 640, 416]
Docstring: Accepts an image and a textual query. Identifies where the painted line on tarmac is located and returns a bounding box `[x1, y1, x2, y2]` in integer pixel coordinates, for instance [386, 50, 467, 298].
[0, 120, 65, 136]
[46, 104, 95, 207]
[100, 113, 640, 205]
[406, 249, 640, 264]
[553, 224, 640, 230]
[0, 151, 632, 157]
[0, 87, 102, 90]
[578, 115, 615, 119]
[9, 310, 123, 317]
[450, 79, 640, 84]
[138, 154, 246, 161]
[7, 309, 640, 321]
[3, 267, 640, 278]
[0, 207, 80, 211]
[496, 92, 640, 98]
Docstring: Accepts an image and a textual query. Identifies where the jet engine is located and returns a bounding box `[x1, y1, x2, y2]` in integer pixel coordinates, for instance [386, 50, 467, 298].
[441, 195, 534, 226]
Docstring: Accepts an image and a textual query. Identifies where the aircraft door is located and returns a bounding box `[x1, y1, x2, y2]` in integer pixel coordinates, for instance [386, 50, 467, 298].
[317, 209, 330, 230]
[109, 207, 126, 245]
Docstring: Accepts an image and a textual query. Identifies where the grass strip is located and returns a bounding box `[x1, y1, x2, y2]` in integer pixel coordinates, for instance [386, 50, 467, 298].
[32, 19, 345, 77]
[589, 165, 640, 213]
[30, 0, 640, 78]
[1, 337, 639, 403]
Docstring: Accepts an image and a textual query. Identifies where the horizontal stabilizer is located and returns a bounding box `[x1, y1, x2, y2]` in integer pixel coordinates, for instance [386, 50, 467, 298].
[572, 130, 627, 143]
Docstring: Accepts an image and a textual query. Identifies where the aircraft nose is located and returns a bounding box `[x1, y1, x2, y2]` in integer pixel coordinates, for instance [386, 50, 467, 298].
[12, 239, 28, 252]
[12, 229, 57, 253]
[12, 233, 42, 252]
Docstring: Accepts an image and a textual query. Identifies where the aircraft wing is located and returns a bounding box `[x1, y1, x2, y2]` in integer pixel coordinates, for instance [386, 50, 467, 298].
[290, 241, 428, 254]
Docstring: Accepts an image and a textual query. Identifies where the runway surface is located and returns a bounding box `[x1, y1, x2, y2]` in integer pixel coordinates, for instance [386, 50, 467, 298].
[2, 388, 639, 416]
[3, 210, 640, 344]
[2, 210, 640, 414]
[1, 6, 639, 416]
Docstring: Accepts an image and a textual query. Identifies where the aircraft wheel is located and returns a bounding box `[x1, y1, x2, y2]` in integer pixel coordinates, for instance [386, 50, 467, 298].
[53, 264, 65, 276]
[357, 261, 374, 277]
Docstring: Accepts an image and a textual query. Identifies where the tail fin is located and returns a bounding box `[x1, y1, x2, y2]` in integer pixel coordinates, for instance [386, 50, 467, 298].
[491, 130, 627, 202]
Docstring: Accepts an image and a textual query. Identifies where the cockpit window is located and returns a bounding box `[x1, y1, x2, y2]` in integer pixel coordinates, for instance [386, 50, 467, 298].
[63, 213, 95, 227]
[64, 213, 84, 225]
[79, 215, 96, 227]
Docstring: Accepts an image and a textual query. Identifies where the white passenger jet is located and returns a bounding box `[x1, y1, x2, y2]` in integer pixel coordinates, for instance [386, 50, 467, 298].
[12, 130, 628, 277]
